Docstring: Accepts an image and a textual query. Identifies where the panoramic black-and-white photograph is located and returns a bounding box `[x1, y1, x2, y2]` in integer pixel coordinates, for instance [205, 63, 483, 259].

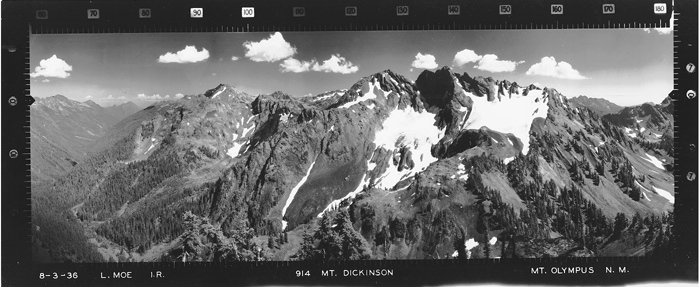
[30, 29, 674, 263]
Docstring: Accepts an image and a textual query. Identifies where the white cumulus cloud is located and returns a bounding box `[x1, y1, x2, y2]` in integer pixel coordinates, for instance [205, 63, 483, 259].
[281, 54, 359, 74]
[42, 79, 50, 83]
[312, 54, 359, 74]
[280, 58, 315, 73]
[174, 93, 184, 98]
[453, 49, 522, 73]
[526, 56, 587, 80]
[231, 56, 240, 61]
[411, 53, 439, 70]
[453, 49, 482, 67]
[244, 32, 297, 62]
[158, 46, 210, 63]
[31, 55, 73, 78]
[475, 54, 523, 73]
[137, 93, 168, 101]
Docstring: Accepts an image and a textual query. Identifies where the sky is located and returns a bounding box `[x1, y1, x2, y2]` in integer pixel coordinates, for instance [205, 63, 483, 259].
[30, 28, 672, 107]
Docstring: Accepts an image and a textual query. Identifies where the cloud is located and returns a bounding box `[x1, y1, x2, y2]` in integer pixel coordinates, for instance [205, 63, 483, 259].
[474, 54, 523, 73]
[175, 93, 185, 98]
[85, 95, 93, 100]
[136, 93, 168, 101]
[453, 49, 523, 73]
[312, 54, 359, 74]
[42, 79, 50, 83]
[158, 46, 210, 63]
[30, 55, 73, 78]
[244, 32, 297, 62]
[280, 54, 359, 74]
[526, 56, 587, 80]
[231, 56, 240, 61]
[280, 58, 315, 73]
[411, 53, 439, 70]
[453, 49, 482, 67]
[105, 94, 126, 100]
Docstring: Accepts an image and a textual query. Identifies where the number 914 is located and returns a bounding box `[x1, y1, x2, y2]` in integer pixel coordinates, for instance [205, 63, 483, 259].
[295, 270, 311, 277]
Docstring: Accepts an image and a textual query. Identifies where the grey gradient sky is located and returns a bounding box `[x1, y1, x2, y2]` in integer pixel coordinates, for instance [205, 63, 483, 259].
[30, 29, 672, 107]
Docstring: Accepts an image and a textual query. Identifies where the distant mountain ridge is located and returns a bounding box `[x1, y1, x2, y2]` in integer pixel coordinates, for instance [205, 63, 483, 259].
[569, 95, 624, 116]
[30, 95, 141, 182]
[32, 68, 674, 263]
[103, 101, 141, 121]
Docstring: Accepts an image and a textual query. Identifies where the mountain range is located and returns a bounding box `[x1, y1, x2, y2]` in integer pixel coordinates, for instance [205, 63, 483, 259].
[30, 97, 141, 183]
[31, 67, 674, 262]
[569, 95, 624, 116]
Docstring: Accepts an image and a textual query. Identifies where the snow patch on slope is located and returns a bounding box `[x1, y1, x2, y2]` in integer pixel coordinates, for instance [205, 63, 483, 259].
[227, 142, 246, 158]
[242, 124, 256, 138]
[461, 86, 548, 155]
[451, 238, 480, 258]
[643, 153, 665, 170]
[282, 160, 317, 230]
[455, 163, 470, 181]
[211, 87, 225, 98]
[652, 186, 674, 204]
[372, 107, 444, 189]
[340, 79, 387, 109]
[145, 143, 156, 154]
[317, 154, 376, 219]
[636, 180, 653, 202]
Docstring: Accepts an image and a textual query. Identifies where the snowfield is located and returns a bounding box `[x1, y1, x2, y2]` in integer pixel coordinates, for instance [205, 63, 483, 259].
[461, 85, 548, 155]
[340, 79, 386, 109]
[282, 160, 317, 230]
[211, 87, 225, 98]
[313, 91, 343, 102]
[372, 106, 444, 189]
[643, 153, 665, 170]
[227, 142, 246, 158]
[652, 186, 674, 204]
[503, 156, 515, 165]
